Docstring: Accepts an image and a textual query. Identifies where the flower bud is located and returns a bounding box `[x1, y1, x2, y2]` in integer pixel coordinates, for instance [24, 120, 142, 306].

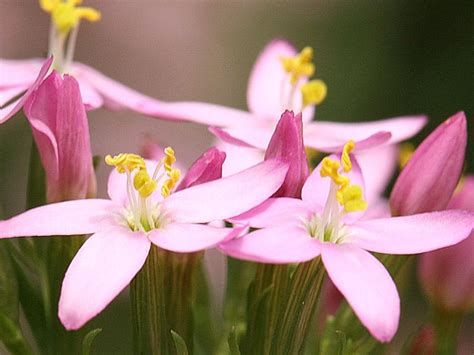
[176, 147, 226, 190]
[265, 110, 309, 198]
[390, 112, 467, 216]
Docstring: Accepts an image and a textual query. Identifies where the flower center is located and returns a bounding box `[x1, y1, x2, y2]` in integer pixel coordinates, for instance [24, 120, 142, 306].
[304, 140, 367, 244]
[40, 0, 101, 73]
[279, 46, 327, 112]
[105, 147, 181, 232]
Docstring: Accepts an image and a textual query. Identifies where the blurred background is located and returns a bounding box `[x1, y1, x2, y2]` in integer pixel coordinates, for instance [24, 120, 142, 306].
[0, 0, 472, 354]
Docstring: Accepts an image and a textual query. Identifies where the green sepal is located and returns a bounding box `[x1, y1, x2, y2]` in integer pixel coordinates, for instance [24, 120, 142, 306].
[0, 313, 34, 355]
[228, 326, 241, 355]
[171, 330, 189, 355]
[82, 328, 102, 355]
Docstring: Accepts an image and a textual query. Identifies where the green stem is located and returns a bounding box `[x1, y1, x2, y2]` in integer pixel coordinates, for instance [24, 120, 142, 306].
[130, 245, 174, 354]
[431, 307, 463, 355]
[163, 251, 200, 353]
[244, 264, 289, 354]
[271, 257, 325, 354]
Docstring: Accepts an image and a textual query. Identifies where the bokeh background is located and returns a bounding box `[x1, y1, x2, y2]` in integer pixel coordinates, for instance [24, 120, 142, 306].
[0, 1, 472, 354]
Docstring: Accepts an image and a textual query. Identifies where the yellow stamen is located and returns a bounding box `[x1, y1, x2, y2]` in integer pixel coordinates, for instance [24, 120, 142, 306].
[40, 0, 101, 35]
[339, 185, 368, 212]
[105, 153, 146, 173]
[341, 140, 355, 172]
[281, 46, 316, 84]
[133, 169, 157, 198]
[398, 142, 415, 169]
[161, 168, 181, 198]
[163, 147, 176, 173]
[301, 79, 327, 108]
[320, 158, 349, 188]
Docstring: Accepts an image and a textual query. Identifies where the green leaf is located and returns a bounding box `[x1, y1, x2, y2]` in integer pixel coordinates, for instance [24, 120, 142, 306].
[228, 326, 241, 355]
[0, 313, 33, 355]
[26, 141, 46, 209]
[82, 328, 102, 355]
[171, 330, 189, 355]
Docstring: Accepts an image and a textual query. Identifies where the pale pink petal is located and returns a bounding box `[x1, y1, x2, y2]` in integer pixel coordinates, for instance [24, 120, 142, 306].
[301, 154, 365, 223]
[58, 227, 150, 329]
[304, 115, 427, 152]
[247, 39, 297, 119]
[215, 140, 263, 177]
[0, 58, 42, 87]
[321, 243, 399, 342]
[347, 210, 474, 254]
[210, 125, 273, 150]
[356, 145, 398, 203]
[163, 159, 289, 224]
[75, 63, 255, 125]
[361, 198, 391, 220]
[219, 225, 320, 264]
[0, 57, 53, 124]
[0, 85, 28, 106]
[229, 197, 312, 228]
[0, 199, 120, 238]
[149, 223, 244, 253]
[75, 77, 104, 110]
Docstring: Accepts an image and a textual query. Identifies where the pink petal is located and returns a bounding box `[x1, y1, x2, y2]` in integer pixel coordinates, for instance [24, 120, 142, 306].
[356, 145, 398, 203]
[301, 154, 365, 222]
[321, 243, 399, 342]
[0, 199, 120, 238]
[246, 39, 297, 119]
[75, 77, 104, 110]
[149, 223, 244, 253]
[0, 58, 42, 87]
[75, 63, 255, 125]
[347, 210, 474, 254]
[0, 57, 53, 124]
[304, 115, 427, 152]
[219, 225, 320, 264]
[230, 197, 312, 228]
[58, 227, 150, 329]
[210, 125, 273, 150]
[0, 85, 28, 106]
[215, 140, 264, 177]
[163, 159, 289, 224]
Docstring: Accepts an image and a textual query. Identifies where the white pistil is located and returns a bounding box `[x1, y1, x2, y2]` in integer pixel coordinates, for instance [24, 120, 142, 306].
[64, 22, 80, 71]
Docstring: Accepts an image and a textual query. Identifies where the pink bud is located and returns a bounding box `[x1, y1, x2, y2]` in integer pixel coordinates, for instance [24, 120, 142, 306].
[24, 72, 95, 203]
[418, 176, 474, 312]
[176, 147, 226, 190]
[390, 112, 467, 216]
[265, 110, 309, 198]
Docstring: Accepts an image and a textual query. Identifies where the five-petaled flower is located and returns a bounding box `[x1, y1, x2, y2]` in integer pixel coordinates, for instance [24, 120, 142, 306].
[220, 141, 473, 342]
[0, 149, 289, 330]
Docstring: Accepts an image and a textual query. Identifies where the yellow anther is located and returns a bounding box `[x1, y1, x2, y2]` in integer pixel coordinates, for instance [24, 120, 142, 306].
[280, 46, 316, 84]
[341, 140, 355, 173]
[339, 185, 368, 213]
[398, 142, 415, 169]
[40, 0, 101, 35]
[320, 158, 349, 188]
[105, 153, 146, 174]
[301, 79, 327, 108]
[163, 147, 176, 172]
[161, 168, 181, 198]
[133, 169, 157, 198]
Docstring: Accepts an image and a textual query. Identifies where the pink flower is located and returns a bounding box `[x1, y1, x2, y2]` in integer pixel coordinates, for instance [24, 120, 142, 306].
[220, 143, 473, 342]
[23, 70, 95, 202]
[390, 112, 467, 216]
[0, 151, 288, 330]
[0, 1, 173, 122]
[141, 39, 427, 153]
[419, 176, 474, 312]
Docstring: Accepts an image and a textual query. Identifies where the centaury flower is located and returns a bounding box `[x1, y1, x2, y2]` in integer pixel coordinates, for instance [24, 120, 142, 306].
[220, 141, 473, 341]
[0, 149, 288, 329]
[0, 0, 174, 122]
[142, 39, 427, 153]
